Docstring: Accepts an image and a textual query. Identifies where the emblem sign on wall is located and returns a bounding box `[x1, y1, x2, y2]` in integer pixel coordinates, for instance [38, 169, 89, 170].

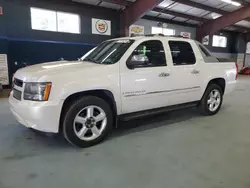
[129, 25, 145, 36]
[180, 32, 191, 38]
[92, 18, 111, 36]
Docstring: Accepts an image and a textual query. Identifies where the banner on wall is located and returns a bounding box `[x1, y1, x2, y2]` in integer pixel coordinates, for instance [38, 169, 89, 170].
[92, 18, 111, 36]
[202, 35, 209, 45]
[180, 32, 191, 38]
[0, 54, 9, 85]
[129, 25, 144, 36]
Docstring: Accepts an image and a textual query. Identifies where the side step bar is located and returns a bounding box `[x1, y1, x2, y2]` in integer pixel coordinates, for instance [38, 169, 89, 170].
[119, 101, 199, 121]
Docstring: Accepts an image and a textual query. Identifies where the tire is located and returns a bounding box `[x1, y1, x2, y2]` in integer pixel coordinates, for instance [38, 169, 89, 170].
[199, 84, 223, 116]
[63, 96, 113, 148]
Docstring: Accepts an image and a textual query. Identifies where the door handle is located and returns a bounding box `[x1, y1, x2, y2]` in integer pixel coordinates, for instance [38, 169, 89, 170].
[191, 69, 200, 74]
[159, 72, 170, 77]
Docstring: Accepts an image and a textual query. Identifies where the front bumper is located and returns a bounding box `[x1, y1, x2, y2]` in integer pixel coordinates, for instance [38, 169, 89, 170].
[9, 92, 63, 133]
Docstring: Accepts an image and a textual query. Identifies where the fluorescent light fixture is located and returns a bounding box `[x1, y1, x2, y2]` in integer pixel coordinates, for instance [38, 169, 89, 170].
[158, 0, 173, 8]
[231, 1, 241, 6]
[221, 0, 241, 6]
[211, 13, 221, 19]
[221, 0, 232, 3]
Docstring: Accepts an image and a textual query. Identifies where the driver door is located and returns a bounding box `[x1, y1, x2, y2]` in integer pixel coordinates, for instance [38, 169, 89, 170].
[120, 40, 174, 114]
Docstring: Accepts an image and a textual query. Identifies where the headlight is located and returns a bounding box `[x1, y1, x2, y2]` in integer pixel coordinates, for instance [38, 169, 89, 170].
[24, 82, 52, 101]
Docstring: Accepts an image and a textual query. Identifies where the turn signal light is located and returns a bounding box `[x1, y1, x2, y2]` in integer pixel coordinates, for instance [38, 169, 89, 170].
[43, 83, 52, 101]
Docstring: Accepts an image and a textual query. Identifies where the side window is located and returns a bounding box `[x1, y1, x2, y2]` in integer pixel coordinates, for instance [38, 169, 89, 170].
[169, 41, 196, 66]
[127, 40, 166, 69]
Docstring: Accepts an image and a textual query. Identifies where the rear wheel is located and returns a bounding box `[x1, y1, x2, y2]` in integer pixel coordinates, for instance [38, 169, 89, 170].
[199, 84, 223, 116]
[63, 96, 113, 148]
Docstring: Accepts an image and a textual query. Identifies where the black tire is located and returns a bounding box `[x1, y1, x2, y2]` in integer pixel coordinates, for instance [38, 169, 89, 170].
[199, 84, 223, 116]
[63, 96, 113, 148]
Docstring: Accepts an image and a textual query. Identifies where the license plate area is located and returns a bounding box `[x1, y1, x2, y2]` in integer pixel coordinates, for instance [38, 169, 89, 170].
[13, 88, 22, 100]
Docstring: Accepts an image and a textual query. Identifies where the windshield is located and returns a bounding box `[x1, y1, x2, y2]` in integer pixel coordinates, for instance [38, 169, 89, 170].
[82, 39, 134, 64]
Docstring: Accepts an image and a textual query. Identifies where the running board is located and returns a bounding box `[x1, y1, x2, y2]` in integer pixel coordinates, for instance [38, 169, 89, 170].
[119, 101, 199, 121]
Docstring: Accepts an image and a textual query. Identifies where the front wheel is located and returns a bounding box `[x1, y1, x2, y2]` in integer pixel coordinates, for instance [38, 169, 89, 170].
[199, 84, 223, 116]
[63, 96, 113, 148]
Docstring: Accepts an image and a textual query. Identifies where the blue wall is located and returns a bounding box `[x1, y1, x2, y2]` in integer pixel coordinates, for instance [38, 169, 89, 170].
[0, 0, 120, 82]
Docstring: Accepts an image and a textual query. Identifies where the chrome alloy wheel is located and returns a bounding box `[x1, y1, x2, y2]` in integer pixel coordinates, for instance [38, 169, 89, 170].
[207, 89, 221, 112]
[73, 105, 107, 141]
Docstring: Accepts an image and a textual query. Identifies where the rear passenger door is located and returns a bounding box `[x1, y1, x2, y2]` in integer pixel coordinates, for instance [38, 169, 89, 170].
[167, 40, 203, 104]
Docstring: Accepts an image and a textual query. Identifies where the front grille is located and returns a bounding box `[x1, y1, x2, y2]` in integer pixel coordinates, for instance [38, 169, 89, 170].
[14, 78, 23, 88]
[13, 88, 22, 100]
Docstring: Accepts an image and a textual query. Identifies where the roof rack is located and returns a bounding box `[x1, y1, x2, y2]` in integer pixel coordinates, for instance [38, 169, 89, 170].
[130, 33, 187, 38]
[144, 34, 165, 37]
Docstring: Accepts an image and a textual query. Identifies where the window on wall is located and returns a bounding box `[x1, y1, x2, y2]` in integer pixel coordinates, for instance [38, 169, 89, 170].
[30, 7, 80, 34]
[212, 35, 227, 48]
[151, 27, 175, 36]
[31, 8, 57, 32]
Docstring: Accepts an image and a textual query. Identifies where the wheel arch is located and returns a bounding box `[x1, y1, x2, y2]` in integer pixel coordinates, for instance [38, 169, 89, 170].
[59, 89, 117, 132]
[206, 78, 226, 94]
[200, 77, 226, 101]
[199, 78, 225, 115]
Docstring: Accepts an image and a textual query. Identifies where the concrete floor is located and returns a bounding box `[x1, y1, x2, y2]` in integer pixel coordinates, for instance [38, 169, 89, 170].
[1, 76, 250, 188]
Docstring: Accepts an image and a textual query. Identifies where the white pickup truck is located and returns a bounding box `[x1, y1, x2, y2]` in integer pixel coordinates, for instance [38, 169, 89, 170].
[9, 35, 237, 147]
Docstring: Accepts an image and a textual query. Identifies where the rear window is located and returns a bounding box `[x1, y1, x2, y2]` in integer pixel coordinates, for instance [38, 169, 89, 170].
[199, 44, 211, 57]
[195, 41, 219, 63]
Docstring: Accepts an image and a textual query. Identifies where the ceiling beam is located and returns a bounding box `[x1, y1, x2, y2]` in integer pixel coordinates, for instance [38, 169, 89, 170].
[142, 15, 196, 28]
[144, 15, 247, 33]
[120, 0, 163, 36]
[172, 0, 250, 22]
[197, 4, 250, 38]
[236, 0, 248, 5]
[102, 0, 132, 7]
[172, 0, 227, 14]
[153, 7, 250, 33]
[228, 25, 250, 32]
[153, 7, 206, 22]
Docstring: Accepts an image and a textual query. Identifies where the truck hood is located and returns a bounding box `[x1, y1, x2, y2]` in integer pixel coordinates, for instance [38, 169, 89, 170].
[14, 60, 104, 82]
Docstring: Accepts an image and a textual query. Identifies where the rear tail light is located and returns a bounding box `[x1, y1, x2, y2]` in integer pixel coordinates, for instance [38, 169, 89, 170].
[235, 63, 238, 80]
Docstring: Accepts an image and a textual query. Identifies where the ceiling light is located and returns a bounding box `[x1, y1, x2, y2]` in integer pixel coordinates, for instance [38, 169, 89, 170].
[158, 0, 173, 8]
[221, 0, 232, 3]
[211, 13, 221, 19]
[221, 0, 241, 6]
[231, 1, 241, 6]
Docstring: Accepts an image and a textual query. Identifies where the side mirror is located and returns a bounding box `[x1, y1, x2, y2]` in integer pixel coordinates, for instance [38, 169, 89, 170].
[127, 54, 149, 69]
